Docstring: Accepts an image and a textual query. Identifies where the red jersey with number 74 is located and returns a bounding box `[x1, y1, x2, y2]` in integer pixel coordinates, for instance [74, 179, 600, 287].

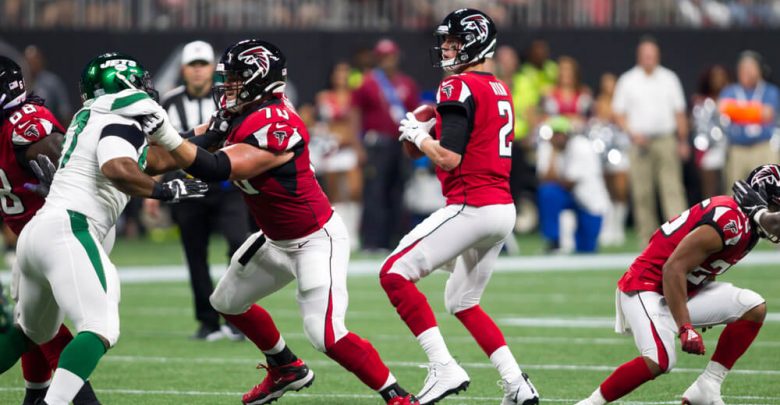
[618, 196, 758, 297]
[0, 101, 64, 235]
[433, 71, 513, 207]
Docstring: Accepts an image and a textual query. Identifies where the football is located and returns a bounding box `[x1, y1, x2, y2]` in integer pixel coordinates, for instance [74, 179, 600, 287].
[402, 104, 436, 159]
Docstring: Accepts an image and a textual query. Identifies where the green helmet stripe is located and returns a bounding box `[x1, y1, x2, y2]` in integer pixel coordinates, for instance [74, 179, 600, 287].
[60, 109, 91, 168]
[111, 91, 149, 111]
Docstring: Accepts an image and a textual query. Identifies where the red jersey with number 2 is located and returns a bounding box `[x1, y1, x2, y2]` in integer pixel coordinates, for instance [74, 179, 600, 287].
[0, 101, 64, 235]
[618, 196, 758, 297]
[224, 95, 333, 241]
[434, 71, 513, 207]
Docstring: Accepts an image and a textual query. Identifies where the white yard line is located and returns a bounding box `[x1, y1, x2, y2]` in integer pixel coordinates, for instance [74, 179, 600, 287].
[2, 250, 779, 284]
[0, 387, 774, 404]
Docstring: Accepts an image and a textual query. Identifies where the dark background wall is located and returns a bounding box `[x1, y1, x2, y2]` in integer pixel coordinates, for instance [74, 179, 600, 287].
[1, 29, 778, 108]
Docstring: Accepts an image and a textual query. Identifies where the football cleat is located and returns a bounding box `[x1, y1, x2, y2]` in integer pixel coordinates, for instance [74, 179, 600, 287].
[242, 359, 314, 405]
[387, 394, 420, 405]
[682, 376, 725, 405]
[500, 373, 539, 405]
[416, 360, 470, 405]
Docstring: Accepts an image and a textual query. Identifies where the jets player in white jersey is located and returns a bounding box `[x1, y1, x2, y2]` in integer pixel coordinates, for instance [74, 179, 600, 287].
[0, 53, 207, 405]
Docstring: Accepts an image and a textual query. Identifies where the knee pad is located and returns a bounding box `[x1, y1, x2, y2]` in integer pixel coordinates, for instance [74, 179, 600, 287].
[302, 314, 327, 352]
[209, 284, 248, 315]
[738, 289, 765, 313]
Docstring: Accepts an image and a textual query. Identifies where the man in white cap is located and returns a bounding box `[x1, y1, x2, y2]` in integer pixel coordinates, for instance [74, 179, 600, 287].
[148, 40, 250, 341]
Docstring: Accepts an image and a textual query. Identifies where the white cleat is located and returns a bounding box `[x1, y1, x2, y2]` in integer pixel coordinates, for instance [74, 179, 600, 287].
[682, 377, 726, 405]
[416, 360, 470, 405]
[500, 373, 539, 405]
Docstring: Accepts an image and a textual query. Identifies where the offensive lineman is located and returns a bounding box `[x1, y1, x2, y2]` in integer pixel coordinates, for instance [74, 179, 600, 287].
[382, 9, 539, 405]
[0, 55, 99, 405]
[141, 39, 419, 405]
[2, 52, 207, 405]
[575, 165, 773, 405]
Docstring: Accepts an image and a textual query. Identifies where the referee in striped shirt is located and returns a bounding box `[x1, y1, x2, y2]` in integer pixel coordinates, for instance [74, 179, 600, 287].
[152, 40, 250, 341]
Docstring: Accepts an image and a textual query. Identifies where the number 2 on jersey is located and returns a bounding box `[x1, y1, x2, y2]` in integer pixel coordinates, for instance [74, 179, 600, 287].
[497, 100, 513, 157]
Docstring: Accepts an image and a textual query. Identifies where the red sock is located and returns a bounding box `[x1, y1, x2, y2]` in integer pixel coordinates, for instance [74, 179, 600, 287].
[379, 273, 437, 336]
[326, 332, 390, 390]
[21, 346, 51, 384]
[455, 305, 507, 356]
[38, 324, 73, 369]
[220, 304, 281, 352]
[711, 319, 763, 369]
[599, 357, 655, 402]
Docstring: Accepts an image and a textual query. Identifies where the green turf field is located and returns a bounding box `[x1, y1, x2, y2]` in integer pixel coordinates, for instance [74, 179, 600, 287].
[1, 237, 779, 404]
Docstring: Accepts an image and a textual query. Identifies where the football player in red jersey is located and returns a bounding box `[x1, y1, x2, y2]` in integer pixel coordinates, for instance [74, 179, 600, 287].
[575, 166, 776, 405]
[0, 56, 100, 405]
[382, 9, 538, 405]
[140, 39, 418, 405]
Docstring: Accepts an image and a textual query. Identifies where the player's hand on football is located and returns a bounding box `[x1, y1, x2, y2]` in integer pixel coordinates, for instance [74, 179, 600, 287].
[398, 112, 435, 148]
[152, 178, 208, 203]
[678, 323, 705, 355]
[24, 154, 58, 197]
[732, 180, 768, 221]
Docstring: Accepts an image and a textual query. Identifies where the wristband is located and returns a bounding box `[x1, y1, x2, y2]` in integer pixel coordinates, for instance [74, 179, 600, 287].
[150, 182, 170, 201]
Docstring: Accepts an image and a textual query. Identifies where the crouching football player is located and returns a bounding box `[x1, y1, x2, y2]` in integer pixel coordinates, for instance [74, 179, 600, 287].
[576, 165, 775, 405]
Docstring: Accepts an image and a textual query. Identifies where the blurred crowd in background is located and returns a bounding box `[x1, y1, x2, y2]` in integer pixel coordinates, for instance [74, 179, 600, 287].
[5, 0, 780, 30]
[3, 0, 780, 260]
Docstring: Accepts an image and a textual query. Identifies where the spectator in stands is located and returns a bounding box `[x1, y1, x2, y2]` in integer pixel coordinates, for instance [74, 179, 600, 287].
[542, 55, 592, 129]
[719, 51, 779, 189]
[348, 48, 375, 89]
[351, 38, 420, 252]
[153, 40, 249, 341]
[515, 40, 558, 140]
[692, 64, 731, 198]
[537, 116, 609, 253]
[315, 61, 364, 251]
[591, 73, 631, 246]
[612, 36, 688, 244]
[23, 45, 71, 125]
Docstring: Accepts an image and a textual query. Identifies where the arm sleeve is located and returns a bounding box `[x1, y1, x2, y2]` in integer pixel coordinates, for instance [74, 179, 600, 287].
[438, 105, 471, 154]
[97, 124, 145, 167]
[184, 148, 232, 181]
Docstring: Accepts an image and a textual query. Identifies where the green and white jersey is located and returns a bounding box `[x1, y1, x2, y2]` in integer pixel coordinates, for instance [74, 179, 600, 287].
[43, 89, 155, 239]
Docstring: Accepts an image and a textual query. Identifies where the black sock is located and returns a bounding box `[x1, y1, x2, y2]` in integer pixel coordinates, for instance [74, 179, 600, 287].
[379, 383, 409, 402]
[22, 387, 47, 405]
[73, 381, 101, 405]
[265, 346, 297, 367]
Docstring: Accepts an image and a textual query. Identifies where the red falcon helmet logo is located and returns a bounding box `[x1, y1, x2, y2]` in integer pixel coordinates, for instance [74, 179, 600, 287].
[749, 165, 780, 188]
[237, 46, 279, 79]
[460, 14, 490, 43]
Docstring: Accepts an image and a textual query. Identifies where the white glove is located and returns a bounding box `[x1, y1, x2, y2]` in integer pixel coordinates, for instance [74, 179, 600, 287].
[140, 109, 183, 151]
[398, 112, 435, 149]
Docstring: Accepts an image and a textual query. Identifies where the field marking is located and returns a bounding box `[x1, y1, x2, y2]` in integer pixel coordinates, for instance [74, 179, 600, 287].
[0, 387, 776, 404]
[101, 355, 780, 376]
[2, 250, 779, 284]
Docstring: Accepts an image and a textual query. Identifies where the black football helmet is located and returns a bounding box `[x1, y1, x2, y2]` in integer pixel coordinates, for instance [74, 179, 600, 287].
[0, 56, 27, 111]
[213, 39, 287, 112]
[431, 8, 497, 71]
[745, 164, 780, 241]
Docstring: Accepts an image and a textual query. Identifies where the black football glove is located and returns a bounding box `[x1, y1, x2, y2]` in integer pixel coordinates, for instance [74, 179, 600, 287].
[151, 178, 208, 203]
[201, 109, 234, 148]
[732, 180, 768, 220]
[24, 154, 58, 197]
